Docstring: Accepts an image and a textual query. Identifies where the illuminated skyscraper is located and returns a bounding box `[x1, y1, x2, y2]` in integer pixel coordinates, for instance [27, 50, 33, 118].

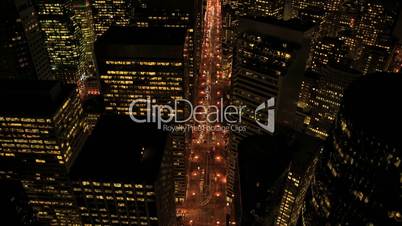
[130, 1, 197, 100]
[231, 16, 313, 143]
[309, 37, 349, 72]
[0, 80, 88, 224]
[304, 72, 402, 225]
[250, 0, 284, 18]
[95, 26, 188, 117]
[291, 0, 324, 11]
[70, 116, 176, 226]
[72, 0, 96, 72]
[34, 0, 84, 83]
[95, 26, 188, 202]
[238, 129, 320, 226]
[295, 71, 319, 131]
[130, 4, 199, 196]
[91, 0, 132, 38]
[230, 17, 314, 199]
[357, 44, 392, 75]
[274, 137, 319, 226]
[0, 0, 52, 80]
[357, 2, 385, 46]
[290, 0, 326, 23]
[305, 65, 361, 139]
[311, 0, 400, 74]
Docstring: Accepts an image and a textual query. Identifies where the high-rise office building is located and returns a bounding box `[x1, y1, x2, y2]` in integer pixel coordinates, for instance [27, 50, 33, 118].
[232, 16, 314, 136]
[229, 16, 314, 199]
[91, 0, 132, 38]
[34, 0, 84, 83]
[0, 179, 40, 225]
[291, 0, 326, 23]
[309, 37, 349, 73]
[130, 2, 199, 202]
[304, 72, 402, 225]
[70, 116, 176, 226]
[130, 1, 197, 101]
[238, 129, 320, 226]
[238, 135, 292, 226]
[0, 80, 88, 224]
[72, 0, 96, 73]
[357, 2, 385, 46]
[95, 26, 188, 117]
[357, 44, 392, 75]
[95, 26, 188, 202]
[78, 75, 102, 131]
[312, 0, 400, 75]
[249, 0, 284, 19]
[274, 135, 319, 226]
[0, 0, 52, 80]
[131, 7, 192, 29]
[305, 65, 361, 139]
[291, 0, 324, 11]
[294, 71, 320, 131]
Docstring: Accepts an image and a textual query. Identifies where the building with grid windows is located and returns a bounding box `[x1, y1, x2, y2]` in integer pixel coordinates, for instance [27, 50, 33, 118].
[238, 129, 320, 226]
[229, 17, 314, 200]
[95, 26, 188, 117]
[130, 1, 198, 106]
[34, 0, 84, 83]
[70, 116, 176, 226]
[72, 0, 96, 73]
[0, 0, 52, 80]
[249, 0, 284, 19]
[305, 65, 361, 140]
[0, 80, 88, 225]
[95, 26, 189, 204]
[130, 1, 199, 203]
[309, 37, 349, 73]
[91, 0, 132, 38]
[304, 73, 402, 225]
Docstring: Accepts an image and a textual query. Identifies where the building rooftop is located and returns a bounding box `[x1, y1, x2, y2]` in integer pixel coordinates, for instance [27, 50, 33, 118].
[96, 26, 186, 46]
[144, 0, 196, 12]
[95, 26, 187, 59]
[69, 116, 167, 183]
[0, 80, 74, 117]
[241, 16, 315, 33]
[342, 72, 402, 147]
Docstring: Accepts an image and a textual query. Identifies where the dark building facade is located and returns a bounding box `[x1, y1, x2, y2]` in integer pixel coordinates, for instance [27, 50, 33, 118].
[304, 73, 402, 225]
[0, 180, 40, 225]
[238, 129, 320, 226]
[0, 80, 88, 224]
[231, 16, 314, 139]
[229, 17, 314, 200]
[70, 116, 176, 226]
[0, 0, 52, 80]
